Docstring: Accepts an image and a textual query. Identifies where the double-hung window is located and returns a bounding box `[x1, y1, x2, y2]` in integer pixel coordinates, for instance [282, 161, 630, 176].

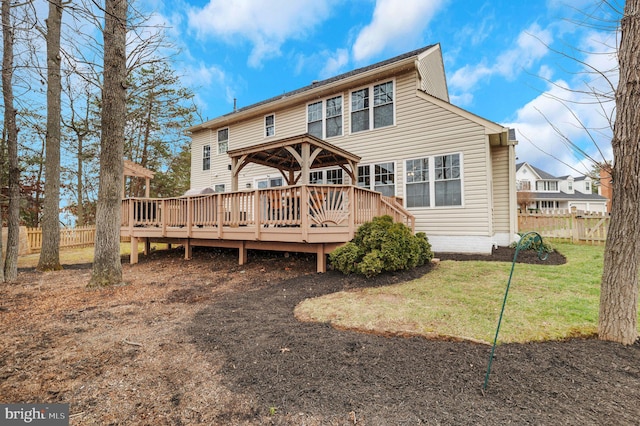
[307, 102, 323, 139]
[351, 88, 369, 133]
[405, 154, 462, 208]
[202, 145, 211, 171]
[307, 96, 343, 139]
[536, 180, 558, 191]
[325, 96, 342, 138]
[434, 154, 461, 206]
[351, 80, 394, 133]
[308, 169, 343, 184]
[406, 158, 429, 207]
[265, 114, 275, 137]
[217, 128, 229, 154]
[373, 81, 394, 128]
[357, 163, 395, 197]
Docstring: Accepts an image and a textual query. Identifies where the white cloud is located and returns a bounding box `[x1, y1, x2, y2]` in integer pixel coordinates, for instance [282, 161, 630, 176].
[187, 0, 335, 67]
[320, 49, 350, 79]
[506, 78, 614, 177]
[503, 27, 618, 177]
[449, 23, 551, 93]
[352, 0, 445, 62]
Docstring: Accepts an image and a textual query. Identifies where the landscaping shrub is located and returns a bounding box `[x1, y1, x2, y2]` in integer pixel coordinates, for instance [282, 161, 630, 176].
[329, 215, 433, 277]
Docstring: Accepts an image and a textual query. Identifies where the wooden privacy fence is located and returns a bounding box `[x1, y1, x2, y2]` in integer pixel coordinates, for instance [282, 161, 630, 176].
[27, 226, 97, 253]
[518, 210, 609, 245]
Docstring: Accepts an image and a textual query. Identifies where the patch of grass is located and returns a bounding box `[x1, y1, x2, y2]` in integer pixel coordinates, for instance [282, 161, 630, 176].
[18, 243, 170, 269]
[295, 243, 635, 344]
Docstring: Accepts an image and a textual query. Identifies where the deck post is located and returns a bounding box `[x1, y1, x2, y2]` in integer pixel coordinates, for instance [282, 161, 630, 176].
[217, 195, 224, 238]
[316, 243, 326, 273]
[184, 239, 192, 260]
[239, 241, 247, 265]
[348, 186, 356, 239]
[130, 236, 139, 264]
[144, 238, 150, 255]
[186, 197, 193, 238]
[301, 186, 309, 241]
[254, 190, 262, 239]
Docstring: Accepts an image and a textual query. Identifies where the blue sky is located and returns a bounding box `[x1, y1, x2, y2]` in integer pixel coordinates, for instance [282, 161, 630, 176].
[147, 0, 621, 177]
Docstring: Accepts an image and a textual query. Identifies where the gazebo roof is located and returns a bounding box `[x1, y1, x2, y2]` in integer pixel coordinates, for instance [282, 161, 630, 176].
[226, 133, 361, 172]
[124, 160, 155, 179]
[226, 134, 361, 189]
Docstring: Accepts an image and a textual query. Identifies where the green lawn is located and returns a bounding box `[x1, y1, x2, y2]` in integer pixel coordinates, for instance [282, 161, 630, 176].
[295, 243, 630, 344]
[17, 242, 164, 269]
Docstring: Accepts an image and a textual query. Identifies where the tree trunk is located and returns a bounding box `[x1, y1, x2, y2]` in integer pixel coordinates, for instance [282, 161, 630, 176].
[599, 0, 640, 345]
[1, 0, 18, 282]
[38, 0, 63, 271]
[88, 0, 127, 287]
[77, 133, 85, 226]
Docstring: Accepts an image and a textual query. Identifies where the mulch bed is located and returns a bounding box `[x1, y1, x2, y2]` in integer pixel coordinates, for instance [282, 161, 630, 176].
[189, 246, 640, 425]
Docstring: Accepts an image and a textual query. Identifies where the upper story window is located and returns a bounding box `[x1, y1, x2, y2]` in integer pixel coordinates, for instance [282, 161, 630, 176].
[536, 180, 558, 191]
[202, 145, 211, 171]
[373, 81, 394, 128]
[585, 181, 591, 192]
[351, 80, 394, 133]
[325, 96, 343, 138]
[217, 128, 229, 154]
[307, 96, 343, 139]
[568, 181, 573, 191]
[307, 101, 323, 138]
[265, 114, 275, 137]
[405, 153, 462, 208]
[517, 180, 531, 191]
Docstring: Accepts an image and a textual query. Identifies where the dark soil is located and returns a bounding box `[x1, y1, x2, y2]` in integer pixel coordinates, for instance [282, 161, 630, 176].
[189, 246, 639, 425]
[2, 245, 638, 425]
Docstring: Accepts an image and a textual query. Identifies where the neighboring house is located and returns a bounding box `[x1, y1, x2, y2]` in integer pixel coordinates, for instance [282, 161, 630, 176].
[516, 162, 608, 213]
[187, 44, 518, 254]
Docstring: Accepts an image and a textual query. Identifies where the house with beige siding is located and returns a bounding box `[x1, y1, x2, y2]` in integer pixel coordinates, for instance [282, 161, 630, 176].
[187, 44, 518, 254]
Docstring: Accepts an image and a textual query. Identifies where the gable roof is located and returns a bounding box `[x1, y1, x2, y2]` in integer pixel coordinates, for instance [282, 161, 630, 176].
[189, 44, 438, 132]
[516, 162, 558, 180]
[227, 133, 360, 172]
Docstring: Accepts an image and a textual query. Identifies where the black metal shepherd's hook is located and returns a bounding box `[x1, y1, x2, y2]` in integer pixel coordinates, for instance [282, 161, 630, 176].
[483, 231, 548, 391]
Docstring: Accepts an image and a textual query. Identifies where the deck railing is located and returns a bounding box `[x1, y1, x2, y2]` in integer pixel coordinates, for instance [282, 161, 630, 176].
[121, 184, 414, 235]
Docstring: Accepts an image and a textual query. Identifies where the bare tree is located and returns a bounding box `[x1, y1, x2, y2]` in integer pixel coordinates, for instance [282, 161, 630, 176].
[1, 0, 23, 282]
[599, 0, 640, 345]
[37, 0, 63, 271]
[88, 0, 127, 287]
[0, 0, 13, 283]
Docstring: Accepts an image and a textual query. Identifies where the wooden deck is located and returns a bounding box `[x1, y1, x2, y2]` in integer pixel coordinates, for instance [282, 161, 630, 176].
[121, 184, 414, 272]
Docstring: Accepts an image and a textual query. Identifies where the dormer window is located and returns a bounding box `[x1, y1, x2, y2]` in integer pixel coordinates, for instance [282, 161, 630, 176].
[536, 181, 558, 191]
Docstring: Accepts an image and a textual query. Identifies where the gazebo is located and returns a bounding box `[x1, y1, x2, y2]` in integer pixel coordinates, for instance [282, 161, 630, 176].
[227, 133, 361, 190]
[123, 160, 155, 198]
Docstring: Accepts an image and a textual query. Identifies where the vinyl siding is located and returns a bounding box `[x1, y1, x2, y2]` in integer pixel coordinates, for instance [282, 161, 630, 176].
[190, 130, 213, 190]
[491, 144, 512, 233]
[417, 48, 449, 101]
[189, 68, 510, 248]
